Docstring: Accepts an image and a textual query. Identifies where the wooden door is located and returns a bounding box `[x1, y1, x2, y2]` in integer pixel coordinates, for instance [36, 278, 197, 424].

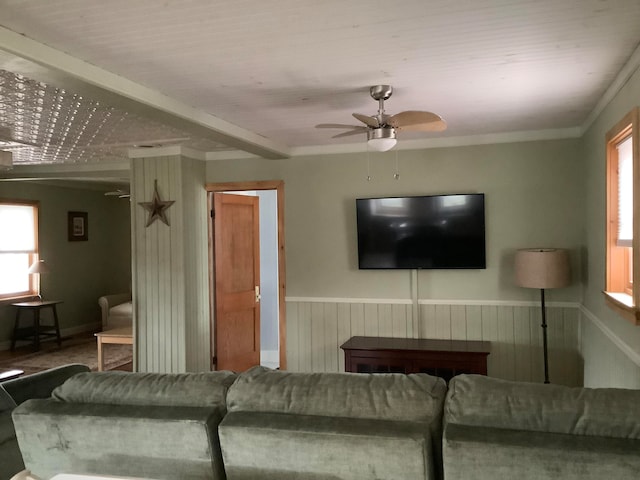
[213, 193, 261, 372]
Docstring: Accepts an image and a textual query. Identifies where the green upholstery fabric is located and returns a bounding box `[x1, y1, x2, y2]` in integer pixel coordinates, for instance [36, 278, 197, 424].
[3, 364, 90, 406]
[52, 370, 236, 407]
[220, 411, 432, 480]
[0, 386, 23, 480]
[445, 374, 640, 438]
[227, 366, 446, 422]
[12, 370, 236, 480]
[443, 374, 640, 480]
[1, 363, 89, 480]
[13, 399, 224, 480]
[444, 423, 640, 480]
[222, 367, 446, 480]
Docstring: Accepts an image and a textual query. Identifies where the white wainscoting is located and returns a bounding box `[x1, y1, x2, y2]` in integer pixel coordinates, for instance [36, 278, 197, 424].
[285, 298, 582, 386]
[579, 307, 640, 388]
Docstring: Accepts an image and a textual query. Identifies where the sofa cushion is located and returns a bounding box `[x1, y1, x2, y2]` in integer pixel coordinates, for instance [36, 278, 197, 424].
[220, 410, 434, 480]
[0, 386, 20, 473]
[445, 374, 640, 439]
[13, 399, 225, 480]
[109, 301, 132, 317]
[53, 370, 236, 408]
[2, 363, 90, 406]
[0, 386, 17, 411]
[227, 366, 446, 422]
[444, 423, 640, 480]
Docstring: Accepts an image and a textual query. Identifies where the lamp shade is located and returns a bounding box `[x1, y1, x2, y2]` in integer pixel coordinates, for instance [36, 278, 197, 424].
[28, 259, 50, 274]
[515, 248, 570, 289]
[367, 127, 397, 152]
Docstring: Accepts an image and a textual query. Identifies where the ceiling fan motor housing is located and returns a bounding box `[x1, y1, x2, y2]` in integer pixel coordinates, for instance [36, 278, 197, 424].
[370, 85, 393, 101]
[367, 126, 396, 141]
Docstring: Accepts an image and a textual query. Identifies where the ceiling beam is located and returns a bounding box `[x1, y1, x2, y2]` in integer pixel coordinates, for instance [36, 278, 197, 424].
[0, 26, 290, 160]
[0, 162, 130, 182]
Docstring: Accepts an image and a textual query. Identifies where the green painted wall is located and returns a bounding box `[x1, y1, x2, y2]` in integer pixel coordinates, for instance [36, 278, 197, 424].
[0, 182, 131, 347]
[580, 62, 640, 387]
[207, 138, 584, 304]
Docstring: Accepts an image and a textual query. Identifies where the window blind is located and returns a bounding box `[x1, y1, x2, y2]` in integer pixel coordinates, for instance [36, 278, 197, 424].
[0, 204, 37, 252]
[617, 136, 633, 247]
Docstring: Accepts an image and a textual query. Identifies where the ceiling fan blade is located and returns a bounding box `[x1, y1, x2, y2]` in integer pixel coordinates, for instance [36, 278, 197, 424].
[332, 128, 368, 138]
[352, 113, 379, 128]
[105, 189, 130, 197]
[315, 123, 363, 129]
[389, 111, 447, 131]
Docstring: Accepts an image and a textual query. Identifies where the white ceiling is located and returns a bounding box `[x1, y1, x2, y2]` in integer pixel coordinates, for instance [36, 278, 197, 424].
[1, 0, 640, 176]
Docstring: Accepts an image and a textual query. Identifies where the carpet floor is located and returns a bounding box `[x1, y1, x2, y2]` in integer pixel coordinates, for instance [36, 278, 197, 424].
[0, 339, 132, 375]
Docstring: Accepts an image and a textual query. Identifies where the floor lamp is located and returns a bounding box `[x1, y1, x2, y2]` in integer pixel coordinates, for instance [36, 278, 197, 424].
[28, 259, 50, 300]
[514, 248, 570, 384]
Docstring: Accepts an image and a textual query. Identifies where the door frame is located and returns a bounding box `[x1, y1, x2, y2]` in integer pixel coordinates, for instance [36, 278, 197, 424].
[206, 180, 286, 370]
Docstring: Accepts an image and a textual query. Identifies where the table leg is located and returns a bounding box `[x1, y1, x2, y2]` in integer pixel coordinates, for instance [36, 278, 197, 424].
[52, 305, 62, 347]
[97, 338, 104, 371]
[10, 308, 21, 351]
[34, 308, 42, 351]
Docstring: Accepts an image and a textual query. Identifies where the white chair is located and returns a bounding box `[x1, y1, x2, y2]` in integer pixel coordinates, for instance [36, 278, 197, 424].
[97, 293, 132, 330]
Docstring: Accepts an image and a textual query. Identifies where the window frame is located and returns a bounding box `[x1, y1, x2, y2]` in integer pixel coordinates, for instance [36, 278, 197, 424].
[604, 107, 640, 325]
[0, 199, 40, 302]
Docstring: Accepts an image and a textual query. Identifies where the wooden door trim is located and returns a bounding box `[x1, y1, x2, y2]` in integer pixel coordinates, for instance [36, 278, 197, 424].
[206, 180, 286, 370]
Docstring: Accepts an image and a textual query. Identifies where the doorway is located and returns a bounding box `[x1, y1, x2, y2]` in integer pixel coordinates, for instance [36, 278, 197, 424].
[207, 180, 286, 371]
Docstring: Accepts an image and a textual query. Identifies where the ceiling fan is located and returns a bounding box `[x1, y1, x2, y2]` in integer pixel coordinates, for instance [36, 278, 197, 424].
[316, 85, 446, 151]
[104, 189, 130, 199]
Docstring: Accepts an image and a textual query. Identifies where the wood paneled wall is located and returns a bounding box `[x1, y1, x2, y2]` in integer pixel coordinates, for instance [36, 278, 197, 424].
[131, 154, 210, 373]
[286, 298, 582, 386]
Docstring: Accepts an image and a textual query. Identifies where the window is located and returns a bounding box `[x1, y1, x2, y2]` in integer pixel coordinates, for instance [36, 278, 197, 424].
[605, 107, 639, 325]
[0, 200, 39, 300]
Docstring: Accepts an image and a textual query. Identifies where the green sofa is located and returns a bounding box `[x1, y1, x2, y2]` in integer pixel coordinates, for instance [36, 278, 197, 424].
[0, 364, 90, 480]
[9, 368, 640, 480]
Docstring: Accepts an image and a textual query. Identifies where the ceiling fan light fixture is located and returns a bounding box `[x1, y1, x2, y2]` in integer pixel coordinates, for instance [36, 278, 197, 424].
[367, 127, 397, 152]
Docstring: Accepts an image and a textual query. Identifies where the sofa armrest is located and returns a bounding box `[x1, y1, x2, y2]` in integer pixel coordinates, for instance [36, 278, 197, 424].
[98, 293, 132, 327]
[2, 364, 90, 406]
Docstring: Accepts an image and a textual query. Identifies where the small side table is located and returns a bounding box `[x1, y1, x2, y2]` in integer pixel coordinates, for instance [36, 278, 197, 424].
[95, 327, 133, 371]
[11, 300, 63, 351]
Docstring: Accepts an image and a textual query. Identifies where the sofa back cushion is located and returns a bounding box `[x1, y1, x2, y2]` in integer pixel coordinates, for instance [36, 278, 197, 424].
[445, 374, 640, 439]
[53, 370, 236, 408]
[227, 366, 446, 422]
[0, 386, 17, 412]
[2, 363, 90, 406]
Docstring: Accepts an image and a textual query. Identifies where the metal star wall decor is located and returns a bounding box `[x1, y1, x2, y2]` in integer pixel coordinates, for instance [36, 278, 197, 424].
[139, 179, 175, 227]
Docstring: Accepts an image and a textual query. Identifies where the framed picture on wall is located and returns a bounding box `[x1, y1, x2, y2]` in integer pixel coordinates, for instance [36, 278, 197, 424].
[68, 211, 88, 241]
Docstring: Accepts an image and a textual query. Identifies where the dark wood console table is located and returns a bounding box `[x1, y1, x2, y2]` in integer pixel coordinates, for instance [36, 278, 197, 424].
[340, 336, 490, 382]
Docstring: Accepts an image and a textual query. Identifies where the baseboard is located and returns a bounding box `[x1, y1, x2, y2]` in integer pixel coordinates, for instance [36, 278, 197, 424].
[0, 321, 101, 352]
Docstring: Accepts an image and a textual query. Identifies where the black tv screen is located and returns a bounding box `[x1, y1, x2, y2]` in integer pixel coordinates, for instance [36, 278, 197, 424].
[356, 193, 486, 269]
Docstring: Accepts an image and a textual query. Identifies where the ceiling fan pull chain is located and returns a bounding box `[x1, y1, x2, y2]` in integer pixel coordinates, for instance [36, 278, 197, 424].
[366, 146, 372, 181]
[394, 149, 400, 180]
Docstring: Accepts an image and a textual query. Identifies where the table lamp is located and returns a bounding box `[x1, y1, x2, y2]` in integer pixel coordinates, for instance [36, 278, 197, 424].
[514, 248, 570, 384]
[28, 259, 50, 300]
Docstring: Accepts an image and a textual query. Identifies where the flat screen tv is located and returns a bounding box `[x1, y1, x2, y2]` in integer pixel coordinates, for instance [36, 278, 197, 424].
[356, 193, 486, 269]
